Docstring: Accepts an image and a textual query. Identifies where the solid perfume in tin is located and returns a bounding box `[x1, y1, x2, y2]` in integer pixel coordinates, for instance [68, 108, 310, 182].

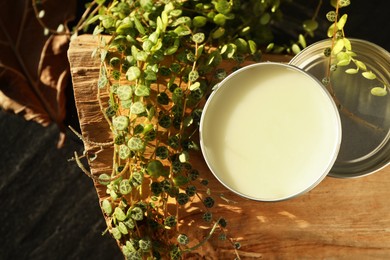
[199, 63, 341, 201]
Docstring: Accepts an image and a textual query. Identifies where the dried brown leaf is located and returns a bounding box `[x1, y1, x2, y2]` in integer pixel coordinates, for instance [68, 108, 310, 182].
[0, 0, 76, 138]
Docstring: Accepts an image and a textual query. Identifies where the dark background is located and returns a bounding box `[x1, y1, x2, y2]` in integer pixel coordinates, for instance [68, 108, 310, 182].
[0, 1, 389, 260]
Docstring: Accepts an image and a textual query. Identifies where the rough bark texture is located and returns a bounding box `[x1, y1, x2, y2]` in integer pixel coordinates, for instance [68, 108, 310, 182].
[68, 34, 390, 259]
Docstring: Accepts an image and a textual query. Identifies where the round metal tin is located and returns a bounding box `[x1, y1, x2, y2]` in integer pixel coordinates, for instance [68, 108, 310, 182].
[199, 63, 342, 201]
[290, 39, 390, 178]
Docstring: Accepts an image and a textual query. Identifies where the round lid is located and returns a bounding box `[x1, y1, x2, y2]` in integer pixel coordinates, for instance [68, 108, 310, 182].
[200, 62, 341, 201]
[290, 39, 390, 178]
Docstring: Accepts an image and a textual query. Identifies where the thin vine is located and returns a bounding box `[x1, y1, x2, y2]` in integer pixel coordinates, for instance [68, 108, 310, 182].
[323, 0, 388, 96]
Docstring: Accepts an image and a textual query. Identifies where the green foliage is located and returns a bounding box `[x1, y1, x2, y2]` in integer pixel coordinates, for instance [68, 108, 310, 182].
[78, 0, 330, 259]
[324, 0, 388, 96]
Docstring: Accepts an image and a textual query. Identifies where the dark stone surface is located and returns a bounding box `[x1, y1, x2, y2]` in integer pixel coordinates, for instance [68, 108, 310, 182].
[0, 111, 122, 260]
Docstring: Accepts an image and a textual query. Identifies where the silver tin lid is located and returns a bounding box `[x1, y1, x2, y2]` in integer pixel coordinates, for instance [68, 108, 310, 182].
[290, 39, 390, 178]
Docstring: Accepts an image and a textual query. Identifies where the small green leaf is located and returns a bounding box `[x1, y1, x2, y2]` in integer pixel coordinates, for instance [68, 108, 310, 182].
[189, 82, 200, 91]
[177, 234, 189, 245]
[113, 116, 129, 131]
[260, 13, 271, 25]
[158, 114, 171, 128]
[145, 69, 157, 81]
[111, 227, 121, 240]
[133, 16, 145, 35]
[179, 151, 189, 163]
[337, 59, 350, 66]
[157, 92, 169, 105]
[339, 0, 351, 8]
[119, 144, 131, 159]
[156, 146, 169, 159]
[336, 52, 350, 66]
[116, 23, 133, 35]
[161, 10, 168, 26]
[124, 218, 135, 230]
[212, 27, 225, 39]
[248, 40, 257, 54]
[203, 196, 215, 208]
[291, 44, 301, 55]
[128, 137, 144, 151]
[203, 212, 212, 222]
[337, 14, 348, 30]
[173, 175, 189, 186]
[213, 13, 226, 26]
[355, 60, 367, 70]
[371, 87, 387, 96]
[343, 38, 352, 51]
[185, 185, 196, 197]
[146, 160, 165, 178]
[117, 222, 128, 235]
[327, 23, 336, 38]
[177, 193, 189, 205]
[234, 38, 248, 53]
[362, 71, 377, 80]
[188, 70, 199, 82]
[303, 20, 318, 32]
[119, 179, 132, 195]
[164, 215, 177, 228]
[98, 75, 108, 89]
[266, 43, 274, 52]
[345, 68, 359, 74]
[171, 16, 190, 26]
[332, 39, 345, 55]
[114, 207, 127, 221]
[215, 0, 231, 14]
[192, 32, 205, 43]
[298, 34, 306, 48]
[164, 45, 178, 55]
[126, 66, 141, 81]
[139, 239, 151, 252]
[98, 174, 110, 185]
[102, 199, 113, 215]
[130, 101, 145, 114]
[174, 25, 191, 36]
[131, 172, 143, 187]
[326, 11, 337, 22]
[100, 15, 115, 29]
[336, 51, 349, 61]
[193, 16, 207, 27]
[86, 14, 100, 25]
[120, 99, 132, 109]
[135, 85, 150, 96]
[130, 207, 144, 221]
[116, 85, 133, 100]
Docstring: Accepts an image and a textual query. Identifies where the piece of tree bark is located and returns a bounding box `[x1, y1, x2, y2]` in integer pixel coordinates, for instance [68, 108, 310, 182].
[68, 34, 390, 259]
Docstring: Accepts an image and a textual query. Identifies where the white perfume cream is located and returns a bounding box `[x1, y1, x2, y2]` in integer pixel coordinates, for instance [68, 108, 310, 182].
[200, 63, 341, 201]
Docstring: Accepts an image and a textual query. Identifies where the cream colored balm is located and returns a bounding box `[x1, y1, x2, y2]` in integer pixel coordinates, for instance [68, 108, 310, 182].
[200, 63, 341, 201]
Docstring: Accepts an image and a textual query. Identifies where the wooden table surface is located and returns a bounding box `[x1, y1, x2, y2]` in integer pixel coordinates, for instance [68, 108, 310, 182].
[68, 35, 390, 259]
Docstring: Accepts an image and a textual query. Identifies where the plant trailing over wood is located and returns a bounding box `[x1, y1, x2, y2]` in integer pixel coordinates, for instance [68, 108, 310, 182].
[65, 0, 390, 258]
[68, 0, 323, 259]
[66, 0, 389, 258]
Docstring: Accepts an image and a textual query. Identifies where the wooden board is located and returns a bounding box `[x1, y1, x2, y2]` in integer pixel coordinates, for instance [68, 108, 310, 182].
[68, 34, 390, 259]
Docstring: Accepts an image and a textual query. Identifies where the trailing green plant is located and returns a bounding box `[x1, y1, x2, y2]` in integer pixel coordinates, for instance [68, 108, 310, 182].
[67, 0, 324, 259]
[323, 0, 388, 96]
[61, 0, 342, 259]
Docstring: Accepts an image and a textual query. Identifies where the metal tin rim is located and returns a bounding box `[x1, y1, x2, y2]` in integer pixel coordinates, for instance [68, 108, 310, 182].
[289, 38, 390, 178]
[199, 62, 342, 201]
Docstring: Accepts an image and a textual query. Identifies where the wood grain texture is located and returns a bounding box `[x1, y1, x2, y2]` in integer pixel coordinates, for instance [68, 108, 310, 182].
[68, 34, 390, 259]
